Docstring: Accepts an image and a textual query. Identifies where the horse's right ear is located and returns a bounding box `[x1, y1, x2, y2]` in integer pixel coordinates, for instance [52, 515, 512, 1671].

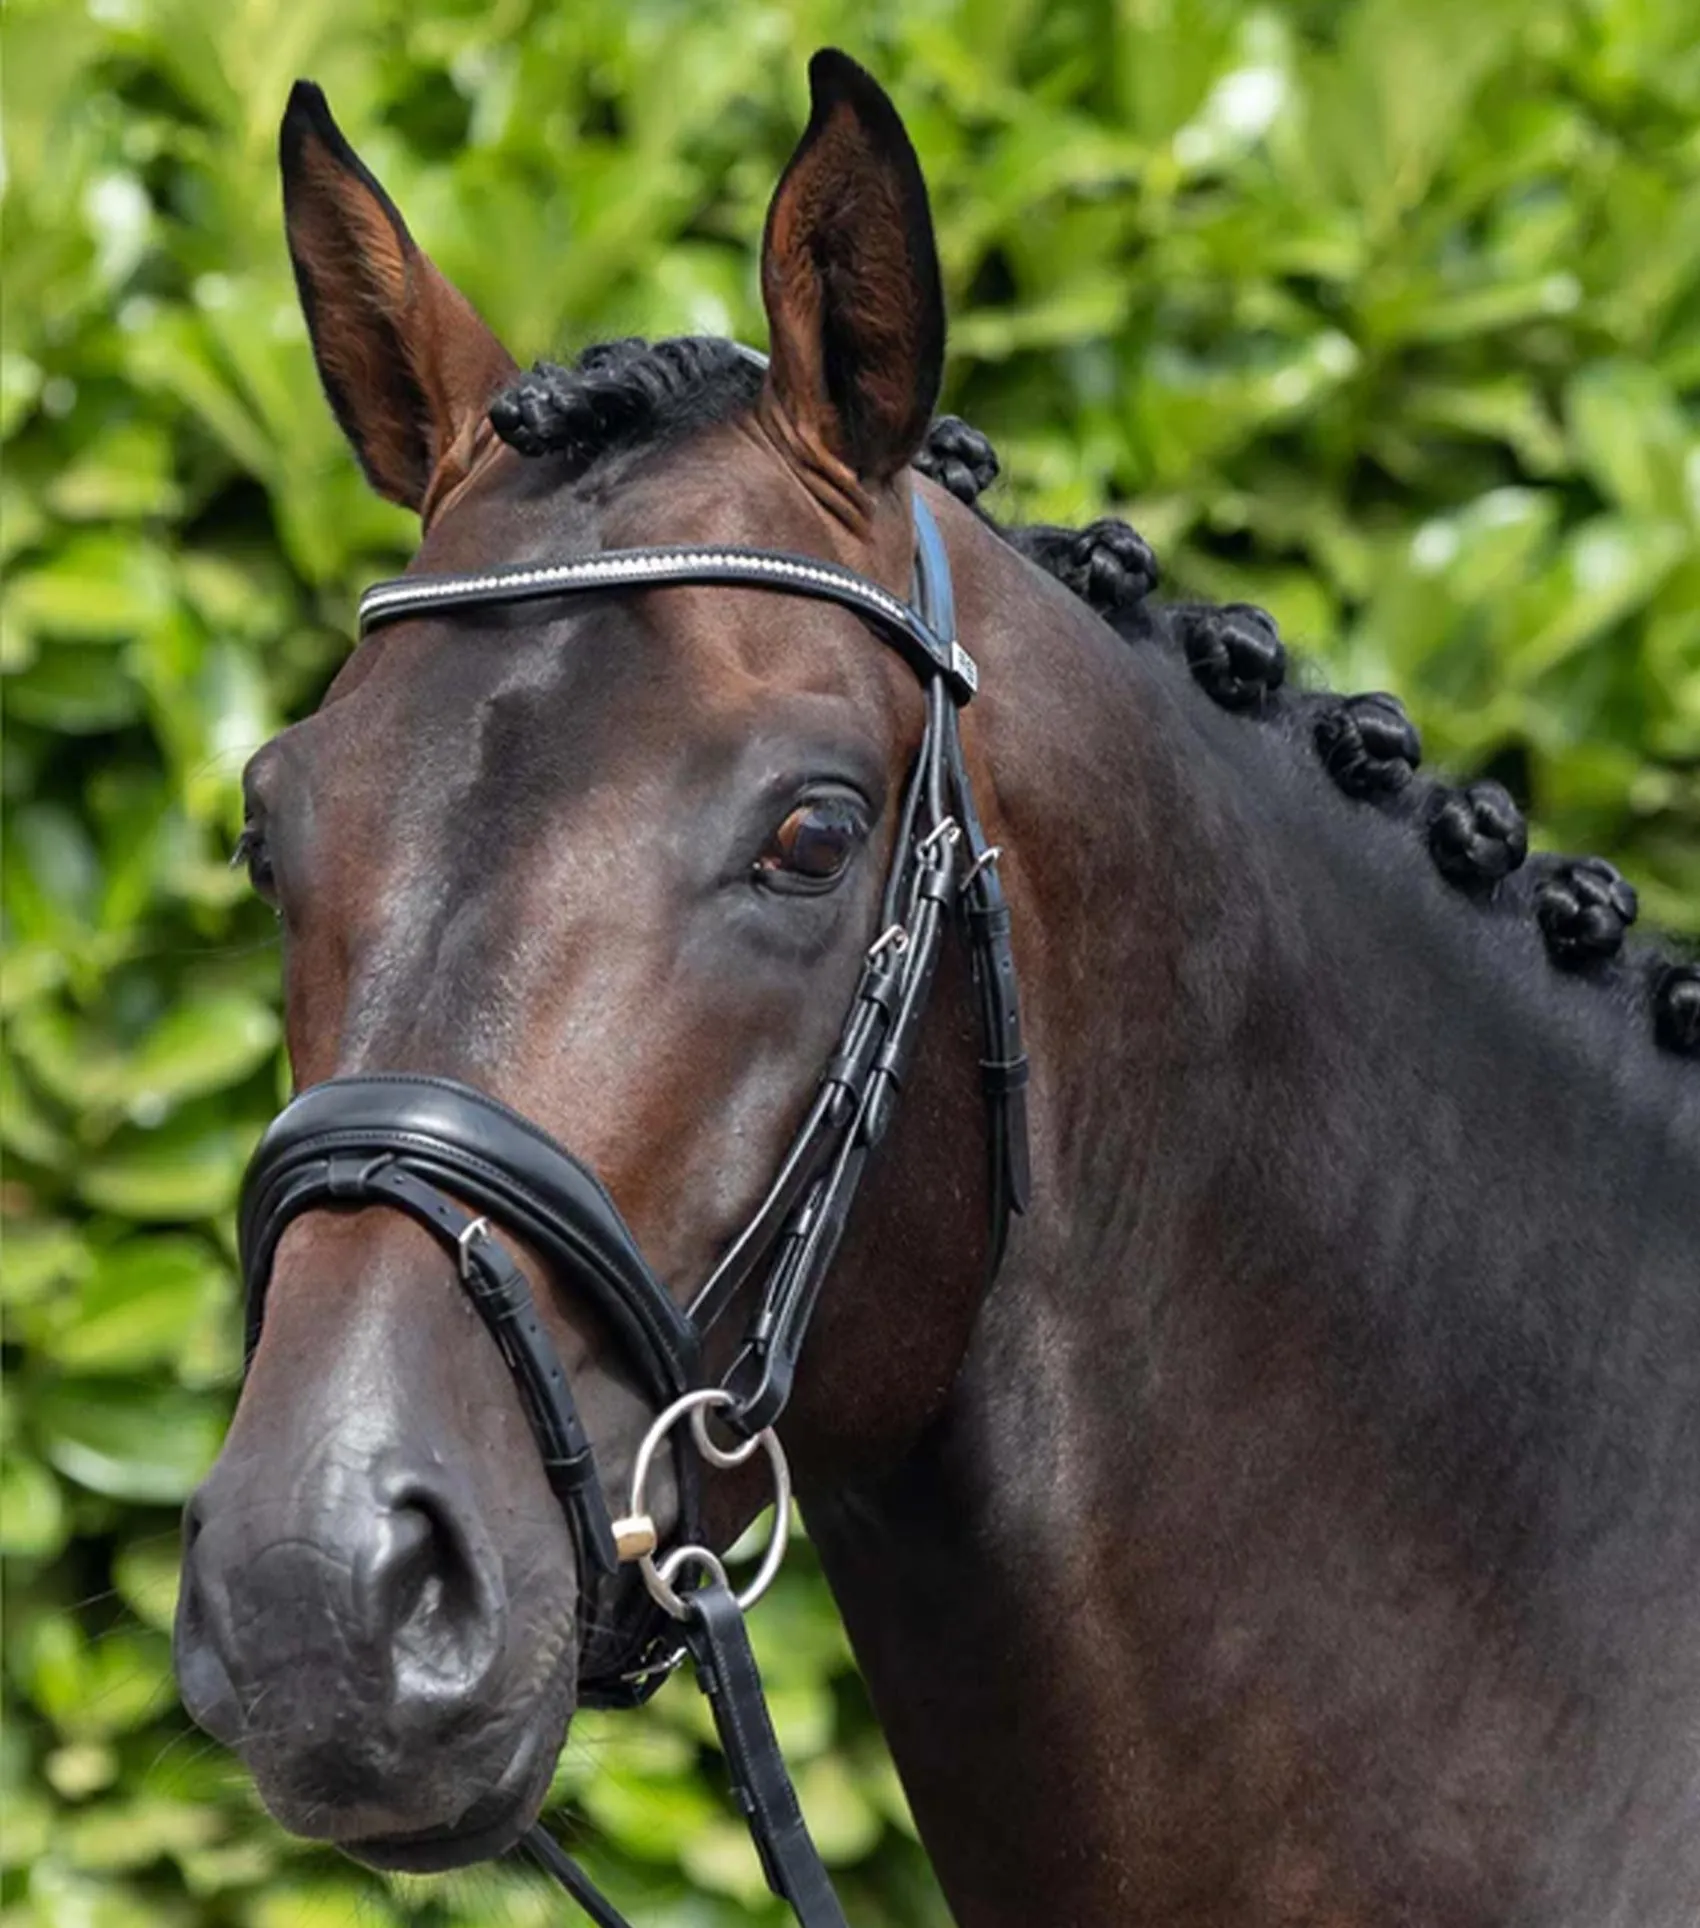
[279, 82, 518, 515]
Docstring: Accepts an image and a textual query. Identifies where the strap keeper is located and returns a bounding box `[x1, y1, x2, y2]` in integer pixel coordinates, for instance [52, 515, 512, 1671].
[980, 1054, 1030, 1094]
[461, 1240, 530, 1319]
[966, 900, 1013, 941]
[326, 1154, 372, 1199]
[543, 1444, 599, 1495]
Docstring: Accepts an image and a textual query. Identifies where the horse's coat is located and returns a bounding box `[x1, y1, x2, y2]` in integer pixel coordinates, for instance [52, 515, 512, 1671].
[176, 49, 1700, 1928]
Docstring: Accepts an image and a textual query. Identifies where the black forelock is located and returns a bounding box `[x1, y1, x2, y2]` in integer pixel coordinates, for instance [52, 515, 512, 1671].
[488, 336, 765, 474]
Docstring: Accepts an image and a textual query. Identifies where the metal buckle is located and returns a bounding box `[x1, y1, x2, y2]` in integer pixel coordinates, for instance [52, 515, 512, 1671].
[865, 923, 910, 965]
[917, 817, 961, 859]
[960, 844, 1003, 891]
[455, 1216, 493, 1282]
[612, 1389, 792, 1622]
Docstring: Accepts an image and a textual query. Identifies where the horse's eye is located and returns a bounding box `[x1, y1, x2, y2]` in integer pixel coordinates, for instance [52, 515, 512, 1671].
[758, 797, 868, 888]
[233, 822, 276, 900]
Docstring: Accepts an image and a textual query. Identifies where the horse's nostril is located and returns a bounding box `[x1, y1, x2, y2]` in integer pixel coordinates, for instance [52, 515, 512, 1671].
[174, 1494, 245, 1743]
[362, 1487, 504, 1704]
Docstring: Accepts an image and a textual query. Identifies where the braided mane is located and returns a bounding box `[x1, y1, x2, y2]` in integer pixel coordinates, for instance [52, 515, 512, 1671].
[489, 338, 1699, 1063]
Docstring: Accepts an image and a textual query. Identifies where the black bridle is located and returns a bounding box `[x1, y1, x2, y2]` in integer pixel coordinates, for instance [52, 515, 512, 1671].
[238, 482, 1028, 1925]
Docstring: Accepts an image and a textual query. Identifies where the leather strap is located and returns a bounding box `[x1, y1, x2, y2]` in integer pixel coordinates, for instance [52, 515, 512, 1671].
[683, 1581, 849, 1925]
[523, 1577, 848, 1928]
[257, 1156, 621, 1573]
[241, 1074, 702, 1399]
[359, 544, 979, 704]
[238, 1083, 703, 1700]
[916, 497, 1031, 1255]
[522, 1829, 633, 1928]
[944, 702, 1032, 1255]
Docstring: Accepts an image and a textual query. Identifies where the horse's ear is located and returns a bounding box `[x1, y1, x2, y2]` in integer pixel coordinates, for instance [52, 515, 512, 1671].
[759, 50, 944, 487]
[279, 82, 518, 514]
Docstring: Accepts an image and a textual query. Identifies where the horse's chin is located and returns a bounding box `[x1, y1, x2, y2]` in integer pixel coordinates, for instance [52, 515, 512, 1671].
[253, 1708, 564, 1873]
[342, 1793, 536, 1874]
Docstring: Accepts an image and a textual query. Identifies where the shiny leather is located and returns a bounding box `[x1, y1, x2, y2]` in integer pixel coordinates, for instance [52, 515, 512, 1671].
[242, 1073, 700, 1397]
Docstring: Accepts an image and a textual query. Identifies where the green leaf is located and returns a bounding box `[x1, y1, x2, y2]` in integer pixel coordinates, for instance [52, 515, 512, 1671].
[110, 994, 280, 1122]
[77, 1116, 256, 1221]
[17, 1862, 175, 1928]
[1566, 362, 1695, 521]
[0, 1450, 69, 1561]
[6, 801, 102, 941]
[2, 643, 146, 733]
[1, 474, 48, 566]
[795, 1751, 883, 1865]
[34, 1378, 227, 1502]
[43, 1235, 230, 1374]
[1, 350, 44, 441]
[0, 1220, 89, 1306]
[243, 1876, 404, 1928]
[15, 1612, 177, 1737]
[0, 1787, 53, 1869]
[7, 533, 175, 644]
[61, 1796, 222, 1873]
[43, 1741, 120, 1801]
[114, 1534, 183, 1632]
[579, 1763, 723, 1862]
[46, 422, 185, 523]
[677, 1818, 771, 1906]
[1503, 515, 1689, 684]
[2, 1053, 75, 1190]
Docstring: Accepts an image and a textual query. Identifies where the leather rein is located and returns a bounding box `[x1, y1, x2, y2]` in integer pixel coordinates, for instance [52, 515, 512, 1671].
[237, 487, 1029, 1926]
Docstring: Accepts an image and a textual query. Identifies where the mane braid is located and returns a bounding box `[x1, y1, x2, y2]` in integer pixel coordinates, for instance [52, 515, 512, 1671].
[489, 341, 1693, 1063]
[918, 415, 1697, 1066]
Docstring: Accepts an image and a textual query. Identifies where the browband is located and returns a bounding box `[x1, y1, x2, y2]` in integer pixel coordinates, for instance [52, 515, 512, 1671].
[359, 544, 980, 703]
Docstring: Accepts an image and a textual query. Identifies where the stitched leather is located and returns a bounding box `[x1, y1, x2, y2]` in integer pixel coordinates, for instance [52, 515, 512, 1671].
[242, 1074, 701, 1395]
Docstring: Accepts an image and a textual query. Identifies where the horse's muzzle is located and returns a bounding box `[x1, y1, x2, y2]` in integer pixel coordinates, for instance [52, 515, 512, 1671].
[174, 1438, 539, 1843]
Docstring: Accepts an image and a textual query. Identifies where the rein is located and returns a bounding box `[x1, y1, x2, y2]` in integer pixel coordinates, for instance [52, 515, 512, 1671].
[237, 489, 1028, 1925]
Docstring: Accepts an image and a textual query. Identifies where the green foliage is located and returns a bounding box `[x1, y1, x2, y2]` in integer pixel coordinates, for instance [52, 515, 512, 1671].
[3, 0, 1698, 1922]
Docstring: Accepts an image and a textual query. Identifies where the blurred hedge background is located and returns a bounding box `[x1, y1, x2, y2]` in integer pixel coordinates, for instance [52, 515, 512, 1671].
[3, 0, 1698, 1921]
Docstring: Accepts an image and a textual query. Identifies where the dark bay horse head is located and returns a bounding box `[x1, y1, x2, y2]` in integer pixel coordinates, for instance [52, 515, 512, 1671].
[174, 50, 1030, 1870]
[176, 44, 1700, 1928]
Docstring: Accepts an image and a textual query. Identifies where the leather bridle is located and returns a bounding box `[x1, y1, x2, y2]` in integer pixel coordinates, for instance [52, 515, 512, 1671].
[238, 470, 1028, 1925]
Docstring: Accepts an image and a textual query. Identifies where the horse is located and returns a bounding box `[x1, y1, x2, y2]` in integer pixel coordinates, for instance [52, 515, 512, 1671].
[175, 46, 1700, 1928]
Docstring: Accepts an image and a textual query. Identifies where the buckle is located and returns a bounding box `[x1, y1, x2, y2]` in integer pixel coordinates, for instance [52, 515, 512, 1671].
[960, 844, 1002, 892]
[455, 1215, 493, 1282]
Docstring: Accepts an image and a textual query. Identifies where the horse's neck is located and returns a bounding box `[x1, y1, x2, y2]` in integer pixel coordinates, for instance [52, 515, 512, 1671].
[810, 582, 1700, 1926]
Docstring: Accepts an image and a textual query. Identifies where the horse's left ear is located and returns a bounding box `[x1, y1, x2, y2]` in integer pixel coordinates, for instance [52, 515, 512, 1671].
[759, 50, 945, 487]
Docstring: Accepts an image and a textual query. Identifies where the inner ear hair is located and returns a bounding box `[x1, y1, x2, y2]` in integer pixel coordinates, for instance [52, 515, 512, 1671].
[760, 49, 945, 486]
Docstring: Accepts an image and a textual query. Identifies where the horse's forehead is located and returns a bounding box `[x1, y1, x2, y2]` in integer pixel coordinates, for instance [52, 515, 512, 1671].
[416, 417, 831, 561]
[313, 427, 912, 783]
